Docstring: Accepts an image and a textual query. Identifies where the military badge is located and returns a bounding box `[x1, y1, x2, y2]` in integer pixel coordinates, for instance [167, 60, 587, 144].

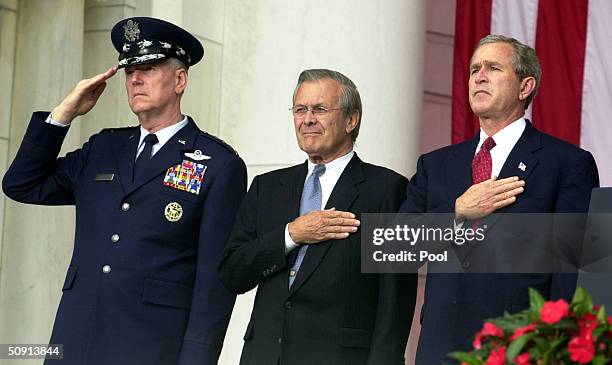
[164, 202, 183, 222]
[184, 149, 211, 161]
[163, 160, 207, 195]
[123, 19, 140, 41]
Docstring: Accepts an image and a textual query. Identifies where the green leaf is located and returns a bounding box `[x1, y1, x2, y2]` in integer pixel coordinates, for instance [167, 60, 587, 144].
[529, 287, 545, 312]
[506, 333, 537, 361]
[448, 351, 483, 365]
[597, 304, 607, 322]
[572, 286, 593, 314]
[592, 355, 608, 365]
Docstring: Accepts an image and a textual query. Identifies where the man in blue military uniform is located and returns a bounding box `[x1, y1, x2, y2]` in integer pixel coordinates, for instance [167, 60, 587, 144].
[2, 17, 246, 364]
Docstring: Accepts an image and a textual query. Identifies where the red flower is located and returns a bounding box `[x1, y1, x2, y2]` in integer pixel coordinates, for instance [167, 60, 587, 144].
[473, 322, 504, 349]
[485, 346, 506, 365]
[540, 299, 569, 324]
[515, 353, 532, 365]
[568, 336, 595, 364]
[510, 323, 537, 340]
[578, 312, 598, 339]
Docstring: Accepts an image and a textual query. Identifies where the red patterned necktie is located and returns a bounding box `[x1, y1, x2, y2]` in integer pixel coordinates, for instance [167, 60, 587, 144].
[472, 136, 496, 184]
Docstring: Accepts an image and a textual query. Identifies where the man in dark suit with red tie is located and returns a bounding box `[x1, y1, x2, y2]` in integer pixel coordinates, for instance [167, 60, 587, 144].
[399, 35, 599, 364]
[219, 69, 417, 365]
[3, 17, 245, 364]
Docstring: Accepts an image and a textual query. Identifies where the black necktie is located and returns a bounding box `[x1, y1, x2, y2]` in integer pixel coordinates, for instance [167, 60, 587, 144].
[133, 133, 158, 181]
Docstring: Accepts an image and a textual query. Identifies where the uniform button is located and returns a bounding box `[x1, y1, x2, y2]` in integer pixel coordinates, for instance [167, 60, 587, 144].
[277, 337, 282, 344]
[111, 234, 120, 243]
[289, 270, 296, 277]
[121, 202, 130, 211]
[102, 265, 112, 274]
[462, 261, 470, 269]
[285, 301, 292, 309]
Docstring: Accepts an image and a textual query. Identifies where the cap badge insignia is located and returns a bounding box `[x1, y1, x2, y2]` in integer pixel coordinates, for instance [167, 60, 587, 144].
[184, 150, 211, 161]
[123, 20, 140, 42]
[137, 39, 153, 49]
[163, 160, 207, 195]
[164, 202, 183, 222]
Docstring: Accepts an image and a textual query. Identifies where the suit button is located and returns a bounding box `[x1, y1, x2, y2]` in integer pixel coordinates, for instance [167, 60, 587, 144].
[285, 301, 292, 309]
[121, 202, 130, 211]
[111, 234, 120, 243]
[102, 265, 112, 274]
[277, 337, 282, 344]
[462, 261, 470, 269]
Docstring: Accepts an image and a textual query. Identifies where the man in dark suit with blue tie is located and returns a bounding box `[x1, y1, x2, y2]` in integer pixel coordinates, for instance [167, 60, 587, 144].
[399, 35, 599, 364]
[219, 69, 417, 365]
[2, 17, 246, 364]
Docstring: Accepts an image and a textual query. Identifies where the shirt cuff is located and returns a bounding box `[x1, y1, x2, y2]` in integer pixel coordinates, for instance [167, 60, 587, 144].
[284, 224, 300, 254]
[45, 114, 70, 127]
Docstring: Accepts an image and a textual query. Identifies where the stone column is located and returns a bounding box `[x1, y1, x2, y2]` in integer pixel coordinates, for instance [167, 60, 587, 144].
[0, 0, 18, 302]
[79, 0, 136, 138]
[0, 0, 85, 355]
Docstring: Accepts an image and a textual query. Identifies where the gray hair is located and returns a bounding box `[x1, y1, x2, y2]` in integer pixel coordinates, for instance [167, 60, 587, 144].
[475, 34, 541, 109]
[166, 57, 188, 73]
[293, 69, 362, 142]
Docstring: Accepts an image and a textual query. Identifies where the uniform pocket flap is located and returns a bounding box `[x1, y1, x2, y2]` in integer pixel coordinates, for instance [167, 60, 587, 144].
[339, 328, 372, 349]
[62, 266, 78, 291]
[142, 278, 193, 309]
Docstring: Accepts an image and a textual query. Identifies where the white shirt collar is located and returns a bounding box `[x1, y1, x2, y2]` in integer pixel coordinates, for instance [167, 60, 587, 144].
[307, 150, 355, 175]
[137, 115, 188, 158]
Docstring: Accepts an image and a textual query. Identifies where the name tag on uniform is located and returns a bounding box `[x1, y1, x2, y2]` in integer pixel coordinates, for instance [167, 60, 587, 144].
[94, 173, 115, 181]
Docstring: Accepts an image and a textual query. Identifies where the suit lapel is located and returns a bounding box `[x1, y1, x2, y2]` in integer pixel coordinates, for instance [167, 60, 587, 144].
[447, 136, 479, 201]
[121, 118, 200, 197]
[497, 121, 540, 183]
[289, 154, 363, 295]
[115, 128, 140, 194]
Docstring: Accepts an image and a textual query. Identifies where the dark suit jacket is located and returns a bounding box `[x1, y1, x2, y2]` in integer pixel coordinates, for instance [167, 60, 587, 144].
[398, 121, 599, 365]
[219, 154, 417, 365]
[2, 112, 247, 365]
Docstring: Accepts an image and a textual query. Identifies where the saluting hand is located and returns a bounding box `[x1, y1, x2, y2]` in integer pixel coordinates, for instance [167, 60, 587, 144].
[288, 208, 360, 244]
[51, 67, 118, 125]
[455, 176, 525, 222]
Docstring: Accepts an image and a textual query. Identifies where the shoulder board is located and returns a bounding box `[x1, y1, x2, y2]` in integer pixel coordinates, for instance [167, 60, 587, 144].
[201, 131, 239, 156]
[100, 125, 139, 134]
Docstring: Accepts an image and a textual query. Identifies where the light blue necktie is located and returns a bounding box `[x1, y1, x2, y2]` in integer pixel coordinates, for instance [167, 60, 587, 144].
[289, 164, 326, 288]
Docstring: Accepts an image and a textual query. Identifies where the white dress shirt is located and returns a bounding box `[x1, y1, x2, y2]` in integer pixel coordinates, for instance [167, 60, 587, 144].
[284, 150, 355, 253]
[475, 117, 526, 178]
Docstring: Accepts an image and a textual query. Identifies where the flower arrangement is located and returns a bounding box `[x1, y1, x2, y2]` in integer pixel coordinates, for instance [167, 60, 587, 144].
[449, 287, 612, 365]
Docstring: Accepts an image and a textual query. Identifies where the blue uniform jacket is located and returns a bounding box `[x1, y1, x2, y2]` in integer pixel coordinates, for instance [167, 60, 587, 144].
[2, 112, 247, 365]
